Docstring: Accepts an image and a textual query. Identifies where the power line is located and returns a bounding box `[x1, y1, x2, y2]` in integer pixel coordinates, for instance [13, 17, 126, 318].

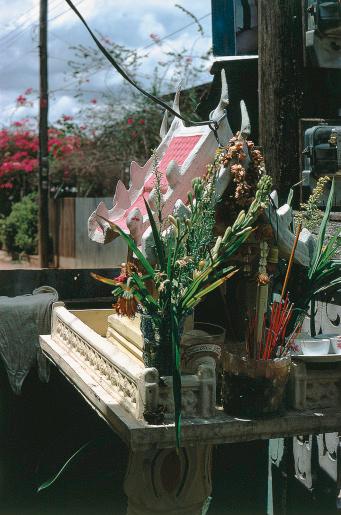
[1, 7, 211, 121]
[0, 0, 63, 45]
[49, 12, 211, 94]
[0, 0, 85, 52]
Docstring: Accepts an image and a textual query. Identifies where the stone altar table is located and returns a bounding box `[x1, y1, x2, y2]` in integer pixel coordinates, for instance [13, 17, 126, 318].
[40, 304, 341, 515]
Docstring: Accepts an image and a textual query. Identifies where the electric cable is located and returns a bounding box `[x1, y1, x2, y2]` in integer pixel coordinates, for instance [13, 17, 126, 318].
[64, 0, 219, 130]
[48, 12, 211, 95]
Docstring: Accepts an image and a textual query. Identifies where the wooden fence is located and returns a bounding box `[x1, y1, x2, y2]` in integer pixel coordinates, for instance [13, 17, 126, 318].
[49, 197, 127, 268]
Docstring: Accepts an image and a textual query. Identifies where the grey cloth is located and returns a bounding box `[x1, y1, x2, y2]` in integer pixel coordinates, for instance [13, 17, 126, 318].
[0, 286, 58, 394]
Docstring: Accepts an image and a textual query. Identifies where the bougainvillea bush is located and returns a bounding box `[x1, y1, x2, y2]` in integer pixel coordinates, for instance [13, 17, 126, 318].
[0, 117, 84, 210]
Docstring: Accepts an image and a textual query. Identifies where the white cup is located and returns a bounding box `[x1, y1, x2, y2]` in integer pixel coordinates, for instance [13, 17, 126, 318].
[330, 336, 341, 355]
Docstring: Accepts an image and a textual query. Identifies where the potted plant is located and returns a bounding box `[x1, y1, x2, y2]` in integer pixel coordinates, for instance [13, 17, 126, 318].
[93, 153, 272, 445]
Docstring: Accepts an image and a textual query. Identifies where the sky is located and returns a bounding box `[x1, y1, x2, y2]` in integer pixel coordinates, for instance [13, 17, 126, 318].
[0, 0, 213, 126]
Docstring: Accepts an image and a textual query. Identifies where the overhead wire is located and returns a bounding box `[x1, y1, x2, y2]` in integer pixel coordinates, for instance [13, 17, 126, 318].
[2, 2, 212, 127]
[0, 0, 64, 46]
[49, 11, 211, 95]
[0, 0, 85, 52]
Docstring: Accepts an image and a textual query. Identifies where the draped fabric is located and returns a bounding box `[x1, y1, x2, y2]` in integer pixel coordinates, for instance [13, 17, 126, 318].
[0, 286, 58, 394]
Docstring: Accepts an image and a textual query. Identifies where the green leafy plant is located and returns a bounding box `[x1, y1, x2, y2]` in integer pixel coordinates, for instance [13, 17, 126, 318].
[93, 165, 272, 447]
[289, 179, 341, 334]
[0, 193, 38, 256]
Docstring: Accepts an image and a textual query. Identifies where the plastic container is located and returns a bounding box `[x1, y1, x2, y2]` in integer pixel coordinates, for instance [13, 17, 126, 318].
[300, 338, 330, 356]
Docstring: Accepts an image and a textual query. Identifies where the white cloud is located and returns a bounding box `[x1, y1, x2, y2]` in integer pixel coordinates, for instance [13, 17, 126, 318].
[0, 0, 212, 125]
[138, 13, 166, 40]
[49, 94, 79, 120]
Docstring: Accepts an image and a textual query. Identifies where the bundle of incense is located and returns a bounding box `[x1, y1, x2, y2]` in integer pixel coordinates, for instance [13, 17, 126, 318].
[262, 294, 293, 359]
[246, 294, 301, 360]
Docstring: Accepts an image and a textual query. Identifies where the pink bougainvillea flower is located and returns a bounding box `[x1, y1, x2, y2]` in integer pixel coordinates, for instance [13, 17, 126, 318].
[16, 95, 27, 106]
[149, 33, 160, 43]
[24, 88, 33, 95]
[62, 115, 73, 122]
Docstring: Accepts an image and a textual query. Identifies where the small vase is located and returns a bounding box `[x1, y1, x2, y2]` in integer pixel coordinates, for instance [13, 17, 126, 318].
[223, 352, 291, 418]
[181, 322, 226, 373]
[140, 313, 185, 376]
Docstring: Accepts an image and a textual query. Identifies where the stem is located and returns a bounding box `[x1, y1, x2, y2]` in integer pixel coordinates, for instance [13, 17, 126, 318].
[310, 297, 316, 337]
[281, 222, 302, 301]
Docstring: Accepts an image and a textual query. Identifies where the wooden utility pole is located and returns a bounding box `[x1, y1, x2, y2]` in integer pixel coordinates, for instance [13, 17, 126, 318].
[258, 0, 304, 196]
[38, 0, 49, 267]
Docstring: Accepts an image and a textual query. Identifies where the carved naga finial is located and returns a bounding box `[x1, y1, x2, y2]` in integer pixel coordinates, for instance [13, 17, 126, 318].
[209, 69, 232, 147]
[211, 69, 229, 121]
[240, 100, 251, 138]
[160, 82, 183, 139]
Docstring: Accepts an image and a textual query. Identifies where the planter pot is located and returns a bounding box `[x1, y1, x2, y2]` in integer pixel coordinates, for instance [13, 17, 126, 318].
[181, 322, 225, 373]
[222, 352, 291, 418]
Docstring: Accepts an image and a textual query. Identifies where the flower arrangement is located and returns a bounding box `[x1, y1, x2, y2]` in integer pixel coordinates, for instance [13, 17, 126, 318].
[93, 153, 272, 446]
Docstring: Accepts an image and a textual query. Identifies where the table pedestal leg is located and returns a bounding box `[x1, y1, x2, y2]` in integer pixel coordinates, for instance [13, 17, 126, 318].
[124, 445, 212, 515]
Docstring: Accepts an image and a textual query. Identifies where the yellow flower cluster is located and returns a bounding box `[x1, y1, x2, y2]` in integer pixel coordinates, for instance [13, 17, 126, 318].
[295, 176, 331, 231]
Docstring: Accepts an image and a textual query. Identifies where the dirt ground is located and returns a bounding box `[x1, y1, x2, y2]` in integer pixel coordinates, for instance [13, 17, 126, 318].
[0, 250, 39, 270]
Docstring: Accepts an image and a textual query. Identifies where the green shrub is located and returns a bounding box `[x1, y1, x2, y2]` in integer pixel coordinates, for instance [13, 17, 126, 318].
[0, 215, 5, 250]
[1, 193, 38, 256]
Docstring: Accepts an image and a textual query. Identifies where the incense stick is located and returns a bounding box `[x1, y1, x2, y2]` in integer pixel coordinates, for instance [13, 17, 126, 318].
[281, 223, 302, 301]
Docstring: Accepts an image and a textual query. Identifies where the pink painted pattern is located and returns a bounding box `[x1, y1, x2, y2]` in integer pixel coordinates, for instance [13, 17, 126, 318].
[114, 134, 201, 230]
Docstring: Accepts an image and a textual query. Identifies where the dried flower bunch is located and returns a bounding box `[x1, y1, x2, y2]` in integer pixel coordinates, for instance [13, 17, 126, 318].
[220, 135, 265, 207]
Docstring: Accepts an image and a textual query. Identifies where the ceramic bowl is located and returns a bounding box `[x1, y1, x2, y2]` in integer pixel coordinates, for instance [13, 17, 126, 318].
[182, 322, 225, 373]
[300, 338, 330, 356]
[330, 336, 341, 355]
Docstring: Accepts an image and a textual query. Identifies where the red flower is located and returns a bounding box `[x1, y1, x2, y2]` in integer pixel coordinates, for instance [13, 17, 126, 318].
[115, 273, 128, 283]
[90, 98, 97, 104]
[127, 118, 133, 125]
[16, 95, 27, 106]
[62, 115, 73, 122]
[139, 119, 145, 125]
[24, 88, 33, 95]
